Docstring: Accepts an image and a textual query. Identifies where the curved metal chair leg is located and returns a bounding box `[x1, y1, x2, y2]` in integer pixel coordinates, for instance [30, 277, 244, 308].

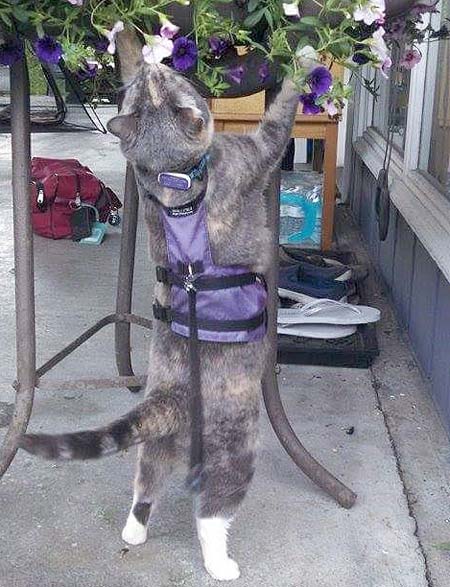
[0, 51, 36, 479]
[262, 373, 357, 509]
[262, 87, 356, 509]
[115, 163, 141, 392]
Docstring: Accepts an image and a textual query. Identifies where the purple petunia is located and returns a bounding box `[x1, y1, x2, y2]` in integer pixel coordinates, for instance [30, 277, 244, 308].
[299, 93, 322, 115]
[172, 37, 198, 71]
[307, 66, 332, 97]
[208, 36, 231, 59]
[258, 61, 270, 83]
[34, 35, 63, 64]
[352, 45, 370, 65]
[77, 61, 99, 81]
[226, 65, 245, 85]
[92, 36, 109, 53]
[0, 38, 24, 66]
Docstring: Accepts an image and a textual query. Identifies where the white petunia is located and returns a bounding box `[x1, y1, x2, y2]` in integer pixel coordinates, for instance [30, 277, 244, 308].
[106, 21, 125, 55]
[142, 36, 174, 64]
[365, 27, 391, 77]
[353, 0, 385, 25]
[283, 2, 300, 18]
[160, 18, 180, 39]
[296, 44, 319, 68]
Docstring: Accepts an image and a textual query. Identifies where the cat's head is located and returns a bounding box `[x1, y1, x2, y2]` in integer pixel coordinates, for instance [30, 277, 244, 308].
[107, 61, 213, 174]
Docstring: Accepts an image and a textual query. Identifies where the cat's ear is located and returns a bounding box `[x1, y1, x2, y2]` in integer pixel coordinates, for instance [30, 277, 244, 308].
[176, 96, 206, 133]
[107, 114, 137, 140]
[116, 28, 143, 83]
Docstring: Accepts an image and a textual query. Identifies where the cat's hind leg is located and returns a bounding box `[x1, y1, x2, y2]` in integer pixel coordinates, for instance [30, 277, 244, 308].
[122, 436, 176, 545]
[195, 388, 259, 581]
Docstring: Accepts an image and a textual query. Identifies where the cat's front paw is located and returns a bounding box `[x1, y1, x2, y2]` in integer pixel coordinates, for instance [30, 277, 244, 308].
[121, 514, 148, 546]
[204, 557, 241, 582]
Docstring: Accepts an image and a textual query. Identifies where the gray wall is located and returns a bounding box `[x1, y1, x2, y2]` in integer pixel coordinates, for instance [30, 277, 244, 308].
[350, 155, 450, 434]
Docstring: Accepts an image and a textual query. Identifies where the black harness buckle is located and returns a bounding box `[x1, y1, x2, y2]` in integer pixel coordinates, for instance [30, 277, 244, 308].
[152, 303, 172, 323]
[156, 266, 169, 284]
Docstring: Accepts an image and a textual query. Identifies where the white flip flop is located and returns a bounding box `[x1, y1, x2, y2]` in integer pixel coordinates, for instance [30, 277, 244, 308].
[277, 322, 357, 339]
[277, 298, 380, 326]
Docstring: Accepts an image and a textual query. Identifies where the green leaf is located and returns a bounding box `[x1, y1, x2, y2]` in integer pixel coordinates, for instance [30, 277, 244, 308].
[244, 7, 266, 28]
[0, 12, 12, 27]
[264, 8, 273, 29]
[299, 16, 322, 27]
[11, 5, 30, 24]
[247, 0, 261, 12]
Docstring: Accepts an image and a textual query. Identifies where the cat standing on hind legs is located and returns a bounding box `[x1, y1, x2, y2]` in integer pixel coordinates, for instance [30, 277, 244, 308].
[19, 30, 301, 582]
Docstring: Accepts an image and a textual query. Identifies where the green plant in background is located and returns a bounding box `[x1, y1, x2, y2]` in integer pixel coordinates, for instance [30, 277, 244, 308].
[26, 47, 47, 95]
[0, 0, 447, 114]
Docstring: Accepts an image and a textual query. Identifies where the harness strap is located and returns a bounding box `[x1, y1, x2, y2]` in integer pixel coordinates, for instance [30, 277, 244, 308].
[153, 302, 265, 332]
[186, 286, 204, 491]
[156, 265, 262, 291]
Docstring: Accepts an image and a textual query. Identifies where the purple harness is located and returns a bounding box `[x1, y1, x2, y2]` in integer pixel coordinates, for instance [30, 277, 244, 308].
[153, 192, 267, 343]
[150, 174, 267, 490]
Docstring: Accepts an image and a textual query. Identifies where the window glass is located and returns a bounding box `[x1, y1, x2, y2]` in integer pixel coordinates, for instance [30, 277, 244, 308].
[371, 46, 411, 153]
[419, 0, 450, 199]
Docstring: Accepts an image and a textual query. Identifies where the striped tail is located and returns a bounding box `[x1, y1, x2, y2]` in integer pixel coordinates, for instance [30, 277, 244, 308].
[19, 396, 180, 461]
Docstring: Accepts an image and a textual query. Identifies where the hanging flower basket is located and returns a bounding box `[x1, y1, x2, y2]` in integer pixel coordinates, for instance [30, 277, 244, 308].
[0, 1, 447, 114]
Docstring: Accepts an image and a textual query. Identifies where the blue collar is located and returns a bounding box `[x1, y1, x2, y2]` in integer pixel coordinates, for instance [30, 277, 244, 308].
[187, 154, 209, 181]
[157, 154, 209, 191]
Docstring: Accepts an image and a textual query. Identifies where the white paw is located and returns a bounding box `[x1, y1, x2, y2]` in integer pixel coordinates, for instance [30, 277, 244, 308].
[121, 514, 147, 546]
[205, 557, 241, 581]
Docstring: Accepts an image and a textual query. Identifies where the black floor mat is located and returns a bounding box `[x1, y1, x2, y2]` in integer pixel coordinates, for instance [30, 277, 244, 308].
[277, 249, 379, 368]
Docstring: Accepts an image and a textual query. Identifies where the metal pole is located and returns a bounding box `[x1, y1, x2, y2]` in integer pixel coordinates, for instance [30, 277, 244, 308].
[0, 48, 36, 478]
[114, 163, 141, 392]
[261, 87, 357, 509]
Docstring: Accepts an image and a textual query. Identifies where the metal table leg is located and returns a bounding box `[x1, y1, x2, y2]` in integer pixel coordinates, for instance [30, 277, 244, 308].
[261, 88, 357, 509]
[0, 50, 36, 477]
[114, 163, 141, 393]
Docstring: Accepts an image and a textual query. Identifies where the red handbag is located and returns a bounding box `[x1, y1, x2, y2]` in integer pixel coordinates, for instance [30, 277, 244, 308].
[30, 157, 122, 240]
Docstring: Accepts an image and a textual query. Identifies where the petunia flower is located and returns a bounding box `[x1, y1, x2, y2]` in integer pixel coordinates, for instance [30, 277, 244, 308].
[142, 36, 174, 64]
[299, 93, 322, 115]
[226, 65, 245, 85]
[352, 44, 371, 64]
[381, 55, 392, 77]
[283, 2, 300, 18]
[399, 48, 421, 69]
[307, 66, 332, 97]
[366, 26, 390, 74]
[160, 18, 180, 40]
[77, 60, 100, 81]
[66, 0, 83, 5]
[106, 21, 125, 55]
[258, 61, 270, 83]
[0, 38, 24, 66]
[172, 37, 198, 71]
[296, 45, 319, 68]
[324, 100, 339, 117]
[34, 35, 63, 64]
[353, 0, 385, 26]
[92, 36, 109, 53]
[208, 36, 231, 59]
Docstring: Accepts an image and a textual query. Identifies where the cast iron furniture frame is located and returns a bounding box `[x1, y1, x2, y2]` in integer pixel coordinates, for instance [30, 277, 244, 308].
[0, 54, 356, 510]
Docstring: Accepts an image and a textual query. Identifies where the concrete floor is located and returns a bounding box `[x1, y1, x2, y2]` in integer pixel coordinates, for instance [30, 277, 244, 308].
[1, 116, 450, 587]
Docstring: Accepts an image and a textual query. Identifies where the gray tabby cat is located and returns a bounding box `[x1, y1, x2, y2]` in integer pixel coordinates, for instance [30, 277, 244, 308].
[20, 36, 300, 581]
